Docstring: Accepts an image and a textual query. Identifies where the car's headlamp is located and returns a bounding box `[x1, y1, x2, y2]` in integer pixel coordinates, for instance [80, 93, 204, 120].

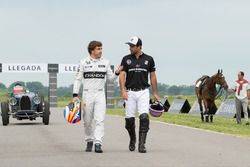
[33, 96, 41, 105]
[9, 97, 17, 106]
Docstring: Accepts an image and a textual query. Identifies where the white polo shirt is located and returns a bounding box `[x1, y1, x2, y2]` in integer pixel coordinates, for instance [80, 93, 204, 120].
[235, 79, 250, 100]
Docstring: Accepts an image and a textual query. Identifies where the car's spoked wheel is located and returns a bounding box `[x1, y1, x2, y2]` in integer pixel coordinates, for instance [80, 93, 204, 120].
[37, 96, 44, 113]
[42, 101, 50, 125]
[1, 102, 10, 126]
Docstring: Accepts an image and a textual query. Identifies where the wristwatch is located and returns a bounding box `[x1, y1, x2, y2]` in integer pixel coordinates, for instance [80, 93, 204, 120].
[115, 71, 120, 76]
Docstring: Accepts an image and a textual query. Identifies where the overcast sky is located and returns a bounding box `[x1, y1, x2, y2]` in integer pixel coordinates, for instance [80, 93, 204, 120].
[0, 0, 250, 87]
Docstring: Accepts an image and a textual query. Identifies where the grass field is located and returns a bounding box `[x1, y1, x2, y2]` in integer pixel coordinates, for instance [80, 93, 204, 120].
[1, 93, 249, 137]
[58, 94, 249, 138]
[0, 91, 8, 102]
[57, 95, 232, 109]
[106, 109, 250, 138]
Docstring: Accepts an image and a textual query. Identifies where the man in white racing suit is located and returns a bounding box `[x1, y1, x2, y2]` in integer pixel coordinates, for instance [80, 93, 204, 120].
[73, 40, 122, 153]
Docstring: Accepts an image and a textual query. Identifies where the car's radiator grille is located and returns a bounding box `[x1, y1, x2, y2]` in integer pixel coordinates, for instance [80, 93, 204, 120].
[20, 96, 31, 110]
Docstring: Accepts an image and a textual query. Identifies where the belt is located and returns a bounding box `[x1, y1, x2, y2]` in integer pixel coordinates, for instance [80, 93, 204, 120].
[127, 88, 146, 92]
[83, 89, 104, 92]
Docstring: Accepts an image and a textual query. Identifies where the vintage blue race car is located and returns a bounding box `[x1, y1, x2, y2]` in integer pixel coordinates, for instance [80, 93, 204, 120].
[1, 90, 50, 126]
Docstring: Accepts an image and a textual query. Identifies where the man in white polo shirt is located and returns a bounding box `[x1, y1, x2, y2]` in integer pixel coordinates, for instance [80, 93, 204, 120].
[229, 71, 250, 125]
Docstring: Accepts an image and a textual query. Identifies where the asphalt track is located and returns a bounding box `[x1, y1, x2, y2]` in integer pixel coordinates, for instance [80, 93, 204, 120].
[1, 108, 250, 167]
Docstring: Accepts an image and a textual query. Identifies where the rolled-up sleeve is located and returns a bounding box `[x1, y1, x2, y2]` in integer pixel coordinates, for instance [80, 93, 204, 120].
[121, 57, 128, 72]
[149, 57, 156, 72]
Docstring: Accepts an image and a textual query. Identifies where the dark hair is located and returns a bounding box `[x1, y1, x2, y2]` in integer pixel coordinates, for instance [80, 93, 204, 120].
[240, 71, 244, 76]
[87, 41, 102, 54]
[136, 38, 142, 46]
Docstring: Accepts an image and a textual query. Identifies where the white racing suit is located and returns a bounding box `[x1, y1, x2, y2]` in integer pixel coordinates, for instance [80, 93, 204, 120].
[73, 56, 117, 145]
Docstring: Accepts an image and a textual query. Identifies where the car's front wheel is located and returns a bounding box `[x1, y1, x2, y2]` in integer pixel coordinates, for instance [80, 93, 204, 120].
[42, 101, 50, 125]
[1, 102, 10, 126]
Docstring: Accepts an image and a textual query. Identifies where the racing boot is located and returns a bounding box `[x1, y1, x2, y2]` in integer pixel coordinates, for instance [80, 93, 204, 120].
[125, 117, 136, 151]
[138, 113, 149, 153]
[95, 143, 103, 153]
[85, 141, 93, 152]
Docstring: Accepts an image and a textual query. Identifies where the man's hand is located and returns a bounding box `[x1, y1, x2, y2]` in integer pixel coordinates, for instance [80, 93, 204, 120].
[121, 90, 128, 101]
[72, 96, 80, 101]
[247, 90, 250, 101]
[72, 97, 86, 108]
[153, 93, 160, 102]
[115, 65, 123, 75]
[226, 88, 236, 94]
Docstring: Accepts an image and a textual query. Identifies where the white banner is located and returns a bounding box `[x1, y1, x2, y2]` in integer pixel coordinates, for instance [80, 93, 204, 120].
[59, 64, 79, 73]
[2, 63, 47, 73]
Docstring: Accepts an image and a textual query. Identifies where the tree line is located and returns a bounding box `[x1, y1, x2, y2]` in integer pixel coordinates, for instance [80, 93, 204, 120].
[0, 81, 195, 97]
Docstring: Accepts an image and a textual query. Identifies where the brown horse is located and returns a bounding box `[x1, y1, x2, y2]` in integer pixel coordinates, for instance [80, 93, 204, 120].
[195, 70, 228, 122]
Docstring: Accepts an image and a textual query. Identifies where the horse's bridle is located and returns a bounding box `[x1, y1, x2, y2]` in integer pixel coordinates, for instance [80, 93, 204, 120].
[215, 85, 223, 99]
[215, 82, 228, 100]
[215, 74, 228, 100]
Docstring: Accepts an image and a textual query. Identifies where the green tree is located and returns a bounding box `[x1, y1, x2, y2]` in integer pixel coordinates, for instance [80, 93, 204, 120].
[57, 84, 83, 97]
[168, 85, 181, 95]
[8, 81, 26, 92]
[26, 81, 48, 96]
[0, 83, 7, 90]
